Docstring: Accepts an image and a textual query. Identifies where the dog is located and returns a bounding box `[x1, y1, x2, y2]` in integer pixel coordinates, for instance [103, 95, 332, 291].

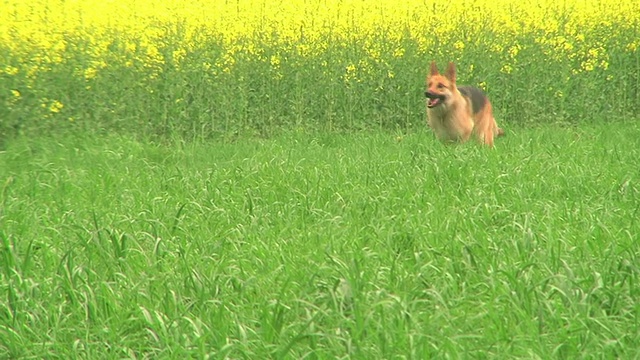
[425, 61, 504, 147]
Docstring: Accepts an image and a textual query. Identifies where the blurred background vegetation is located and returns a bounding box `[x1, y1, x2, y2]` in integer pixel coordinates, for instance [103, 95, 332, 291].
[1, 0, 638, 142]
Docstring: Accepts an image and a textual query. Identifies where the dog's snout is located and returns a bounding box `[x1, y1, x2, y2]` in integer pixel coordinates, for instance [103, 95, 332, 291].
[425, 91, 444, 100]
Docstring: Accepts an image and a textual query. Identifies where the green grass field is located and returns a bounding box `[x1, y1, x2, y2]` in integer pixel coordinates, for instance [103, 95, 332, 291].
[1, 122, 639, 358]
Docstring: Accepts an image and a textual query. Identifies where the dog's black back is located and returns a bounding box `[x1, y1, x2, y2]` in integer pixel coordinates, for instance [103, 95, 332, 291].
[458, 86, 487, 114]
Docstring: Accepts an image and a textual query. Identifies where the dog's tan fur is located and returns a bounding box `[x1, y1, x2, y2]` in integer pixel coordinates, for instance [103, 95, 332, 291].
[425, 61, 504, 147]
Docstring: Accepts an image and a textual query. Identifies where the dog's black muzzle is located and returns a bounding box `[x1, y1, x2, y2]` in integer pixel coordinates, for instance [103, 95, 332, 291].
[425, 91, 445, 101]
[425, 91, 446, 108]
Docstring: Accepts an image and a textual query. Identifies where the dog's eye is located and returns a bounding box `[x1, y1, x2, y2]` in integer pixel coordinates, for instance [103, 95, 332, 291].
[437, 83, 445, 89]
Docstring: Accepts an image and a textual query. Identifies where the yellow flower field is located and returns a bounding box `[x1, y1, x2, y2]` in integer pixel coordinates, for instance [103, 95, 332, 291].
[0, 0, 639, 138]
[1, 0, 638, 78]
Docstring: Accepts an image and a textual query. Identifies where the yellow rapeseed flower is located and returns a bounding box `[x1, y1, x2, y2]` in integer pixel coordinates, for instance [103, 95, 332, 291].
[343, 64, 357, 84]
[4, 66, 19, 76]
[49, 100, 64, 113]
[84, 67, 98, 80]
[392, 48, 405, 58]
[454, 40, 465, 51]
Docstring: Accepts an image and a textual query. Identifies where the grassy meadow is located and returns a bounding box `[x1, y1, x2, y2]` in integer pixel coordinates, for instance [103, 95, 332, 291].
[1, 124, 640, 358]
[1, 0, 640, 358]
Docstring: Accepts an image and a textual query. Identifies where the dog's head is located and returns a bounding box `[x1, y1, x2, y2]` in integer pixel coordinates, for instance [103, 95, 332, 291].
[425, 61, 457, 108]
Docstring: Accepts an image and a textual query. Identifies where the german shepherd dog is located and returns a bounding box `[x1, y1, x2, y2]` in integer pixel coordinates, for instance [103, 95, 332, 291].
[425, 61, 504, 147]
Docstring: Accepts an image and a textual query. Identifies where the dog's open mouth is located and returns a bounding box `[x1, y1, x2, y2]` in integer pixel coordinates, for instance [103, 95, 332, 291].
[425, 91, 445, 108]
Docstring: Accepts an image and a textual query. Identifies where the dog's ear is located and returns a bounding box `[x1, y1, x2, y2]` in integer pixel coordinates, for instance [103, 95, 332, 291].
[445, 62, 456, 84]
[429, 61, 439, 76]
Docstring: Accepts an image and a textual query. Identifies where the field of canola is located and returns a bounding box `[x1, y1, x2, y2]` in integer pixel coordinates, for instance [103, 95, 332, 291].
[1, 0, 639, 139]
